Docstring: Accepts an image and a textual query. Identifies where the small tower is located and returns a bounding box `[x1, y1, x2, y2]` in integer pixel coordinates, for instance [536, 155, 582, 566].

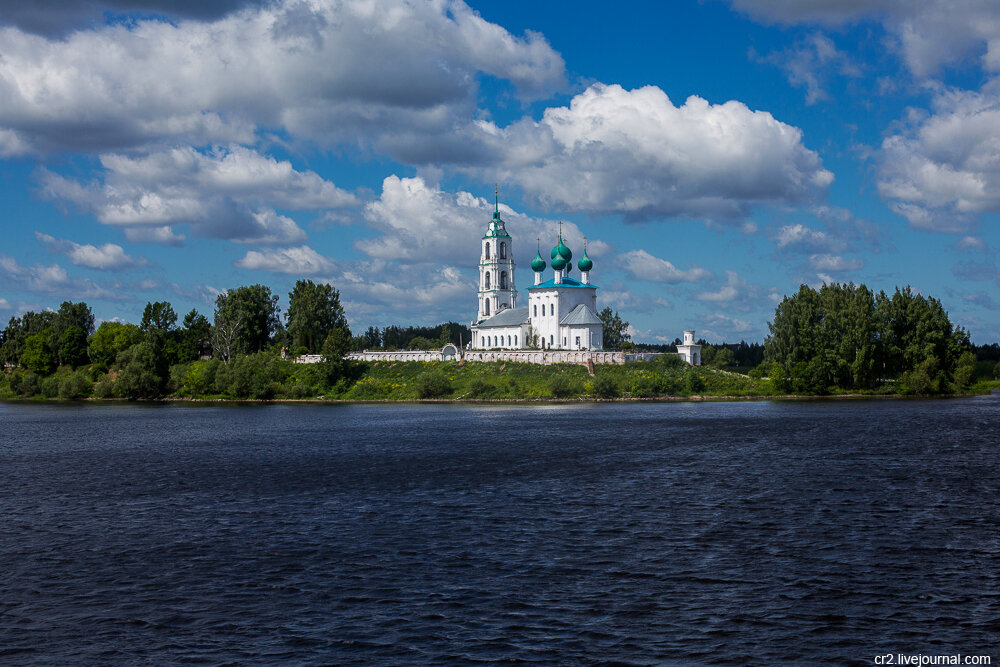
[550, 223, 572, 285]
[477, 188, 516, 321]
[531, 238, 546, 285]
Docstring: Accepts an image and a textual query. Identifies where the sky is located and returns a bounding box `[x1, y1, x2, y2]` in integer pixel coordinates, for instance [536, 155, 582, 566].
[1, 0, 999, 344]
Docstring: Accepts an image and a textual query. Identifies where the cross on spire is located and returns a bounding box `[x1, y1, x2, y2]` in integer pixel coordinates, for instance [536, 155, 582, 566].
[494, 183, 498, 214]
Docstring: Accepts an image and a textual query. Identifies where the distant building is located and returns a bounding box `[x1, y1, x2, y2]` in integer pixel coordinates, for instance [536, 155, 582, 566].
[470, 198, 603, 351]
[676, 330, 702, 365]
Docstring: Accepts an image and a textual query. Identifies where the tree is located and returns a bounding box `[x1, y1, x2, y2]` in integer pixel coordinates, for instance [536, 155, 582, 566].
[213, 285, 280, 358]
[1, 311, 56, 366]
[181, 309, 212, 361]
[140, 301, 178, 333]
[711, 347, 735, 368]
[598, 307, 631, 350]
[58, 326, 89, 368]
[114, 341, 165, 399]
[21, 330, 56, 375]
[285, 279, 349, 353]
[88, 322, 144, 366]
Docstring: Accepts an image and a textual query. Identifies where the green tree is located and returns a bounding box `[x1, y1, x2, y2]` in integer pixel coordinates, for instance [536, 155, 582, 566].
[181, 309, 212, 361]
[598, 307, 631, 350]
[140, 301, 178, 333]
[213, 285, 280, 359]
[711, 347, 735, 368]
[88, 322, 144, 366]
[114, 341, 166, 399]
[58, 325, 89, 368]
[21, 330, 56, 375]
[285, 279, 349, 353]
[1, 311, 56, 366]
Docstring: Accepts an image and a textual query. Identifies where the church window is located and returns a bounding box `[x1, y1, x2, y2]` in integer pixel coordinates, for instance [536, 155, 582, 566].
[575, 336, 580, 347]
[484, 300, 490, 316]
[533, 304, 537, 317]
[500, 242, 506, 259]
[500, 271, 508, 289]
[541, 304, 545, 316]
[549, 335, 554, 346]
[514, 336, 518, 347]
[563, 337, 566, 346]
[485, 272, 491, 289]
[485, 243, 490, 259]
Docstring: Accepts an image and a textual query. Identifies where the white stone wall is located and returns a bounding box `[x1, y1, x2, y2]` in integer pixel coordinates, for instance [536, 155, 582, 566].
[345, 349, 625, 365]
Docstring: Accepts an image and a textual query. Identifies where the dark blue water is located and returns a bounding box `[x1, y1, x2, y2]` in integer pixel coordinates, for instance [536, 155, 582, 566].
[1, 398, 998, 665]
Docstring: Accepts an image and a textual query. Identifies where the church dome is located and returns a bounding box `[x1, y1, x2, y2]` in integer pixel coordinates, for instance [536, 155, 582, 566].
[550, 237, 572, 262]
[578, 249, 593, 272]
[551, 254, 567, 271]
[531, 251, 546, 272]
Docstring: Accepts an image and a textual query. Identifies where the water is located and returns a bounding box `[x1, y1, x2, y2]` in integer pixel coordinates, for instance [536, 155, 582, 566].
[1, 398, 998, 665]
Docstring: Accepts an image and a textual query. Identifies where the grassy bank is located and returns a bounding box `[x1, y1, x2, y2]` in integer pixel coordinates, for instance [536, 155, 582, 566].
[3, 355, 996, 403]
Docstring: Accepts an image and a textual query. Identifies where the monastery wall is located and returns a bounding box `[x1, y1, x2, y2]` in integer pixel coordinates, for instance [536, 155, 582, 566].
[345, 349, 624, 365]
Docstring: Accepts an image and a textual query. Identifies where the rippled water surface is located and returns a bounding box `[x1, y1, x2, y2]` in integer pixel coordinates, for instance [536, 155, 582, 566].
[1, 398, 999, 665]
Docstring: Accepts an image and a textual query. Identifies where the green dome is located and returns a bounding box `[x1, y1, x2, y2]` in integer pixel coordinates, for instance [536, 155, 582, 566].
[578, 250, 593, 272]
[551, 255, 567, 271]
[550, 238, 572, 262]
[531, 251, 546, 272]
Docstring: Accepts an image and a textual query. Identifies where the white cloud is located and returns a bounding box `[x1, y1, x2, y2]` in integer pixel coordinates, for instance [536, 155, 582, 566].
[730, 0, 1000, 78]
[696, 270, 773, 310]
[0, 297, 9, 310]
[774, 223, 845, 253]
[0, 254, 126, 300]
[753, 33, 861, 104]
[124, 226, 186, 246]
[957, 236, 987, 249]
[235, 245, 335, 275]
[618, 249, 710, 283]
[878, 80, 1000, 231]
[39, 145, 355, 244]
[0, 0, 564, 154]
[486, 83, 832, 220]
[35, 231, 147, 270]
[362, 175, 610, 269]
[809, 253, 864, 272]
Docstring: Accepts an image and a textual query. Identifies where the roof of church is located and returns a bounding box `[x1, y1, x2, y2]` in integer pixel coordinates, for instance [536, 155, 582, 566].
[560, 303, 603, 326]
[526, 276, 598, 290]
[474, 306, 529, 328]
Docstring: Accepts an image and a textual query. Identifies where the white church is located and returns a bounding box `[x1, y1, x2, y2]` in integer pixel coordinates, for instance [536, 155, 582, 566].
[470, 201, 604, 351]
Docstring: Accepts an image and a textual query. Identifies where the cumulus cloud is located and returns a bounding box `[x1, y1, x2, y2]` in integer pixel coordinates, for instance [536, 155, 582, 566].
[0, 255, 126, 300]
[124, 225, 186, 246]
[729, 0, 1000, 78]
[696, 270, 774, 310]
[618, 249, 710, 283]
[235, 245, 335, 275]
[774, 223, 845, 253]
[878, 81, 1000, 231]
[963, 291, 999, 309]
[337, 262, 472, 326]
[35, 231, 146, 269]
[362, 175, 610, 269]
[38, 145, 355, 244]
[957, 236, 987, 249]
[753, 33, 861, 104]
[0, 0, 564, 154]
[485, 83, 832, 221]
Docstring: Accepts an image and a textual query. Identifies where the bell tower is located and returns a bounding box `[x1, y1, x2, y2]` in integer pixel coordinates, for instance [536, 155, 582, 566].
[477, 187, 516, 322]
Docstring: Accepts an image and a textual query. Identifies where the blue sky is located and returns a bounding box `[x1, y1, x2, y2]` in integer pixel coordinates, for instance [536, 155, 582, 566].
[2, 0, 999, 343]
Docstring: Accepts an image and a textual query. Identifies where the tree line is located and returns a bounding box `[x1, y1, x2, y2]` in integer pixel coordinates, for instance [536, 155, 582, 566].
[760, 283, 977, 394]
[0, 279, 356, 399]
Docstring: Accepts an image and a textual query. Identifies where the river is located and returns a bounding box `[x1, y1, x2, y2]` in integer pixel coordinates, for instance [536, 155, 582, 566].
[1, 398, 998, 664]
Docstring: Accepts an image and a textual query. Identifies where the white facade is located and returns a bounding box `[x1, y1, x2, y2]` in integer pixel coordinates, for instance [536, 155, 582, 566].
[676, 330, 702, 365]
[471, 205, 603, 351]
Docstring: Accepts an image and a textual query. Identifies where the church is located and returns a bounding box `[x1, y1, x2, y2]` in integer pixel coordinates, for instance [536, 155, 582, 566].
[470, 201, 604, 351]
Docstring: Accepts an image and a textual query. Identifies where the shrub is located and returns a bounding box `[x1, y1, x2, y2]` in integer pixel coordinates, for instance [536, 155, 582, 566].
[466, 377, 495, 398]
[548, 374, 579, 398]
[93, 374, 114, 398]
[685, 370, 705, 394]
[626, 374, 658, 398]
[40, 375, 61, 398]
[20, 372, 41, 397]
[348, 377, 391, 399]
[58, 371, 92, 399]
[415, 370, 452, 398]
[592, 374, 621, 398]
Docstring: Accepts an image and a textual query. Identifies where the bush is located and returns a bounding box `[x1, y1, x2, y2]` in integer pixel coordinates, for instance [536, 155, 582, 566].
[415, 370, 452, 398]
[685, 370, 705, 394]
[592, 374, 621, 398]
[348, 377, 392, 399]
[466, 377, 495, 398]
[58, 371, 92, 399]
[548, 374, 579, 398]
[20, 372, 41, 397]
[94, 374, 114, 398]
[626, 374, 659, 397]
[40, 375, 61, 398]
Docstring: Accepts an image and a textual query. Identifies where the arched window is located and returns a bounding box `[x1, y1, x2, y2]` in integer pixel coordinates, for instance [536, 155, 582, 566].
[507, 335, 512, 346]
[499, 242, 506, 259]
[549, 335, 554, 346]
[500, 271, 508, 289]
[541, 304, 545, 316]
[514, 336, 518, 347]
[485, 243, 490, 259]
[484, 300, 490, 316]
[485, 272, 490, 289]
[533, 304, 537, 317]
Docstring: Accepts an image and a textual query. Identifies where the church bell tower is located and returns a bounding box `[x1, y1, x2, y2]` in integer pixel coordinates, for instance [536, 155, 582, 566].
[477, 188, 516, 322]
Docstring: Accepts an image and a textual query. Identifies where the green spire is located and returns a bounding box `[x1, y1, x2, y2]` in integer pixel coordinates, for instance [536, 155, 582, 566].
[578, 237, 593, 272]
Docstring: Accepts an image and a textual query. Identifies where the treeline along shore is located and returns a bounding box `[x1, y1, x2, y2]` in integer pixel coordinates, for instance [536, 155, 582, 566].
[1, 279, 998, 402]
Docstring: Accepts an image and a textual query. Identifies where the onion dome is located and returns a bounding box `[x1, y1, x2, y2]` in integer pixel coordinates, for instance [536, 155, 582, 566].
[551, 254, 567, 271]
[578, 249, 593, 272]
[531, 250, 546, 272]
[550, 237, 572, 263]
